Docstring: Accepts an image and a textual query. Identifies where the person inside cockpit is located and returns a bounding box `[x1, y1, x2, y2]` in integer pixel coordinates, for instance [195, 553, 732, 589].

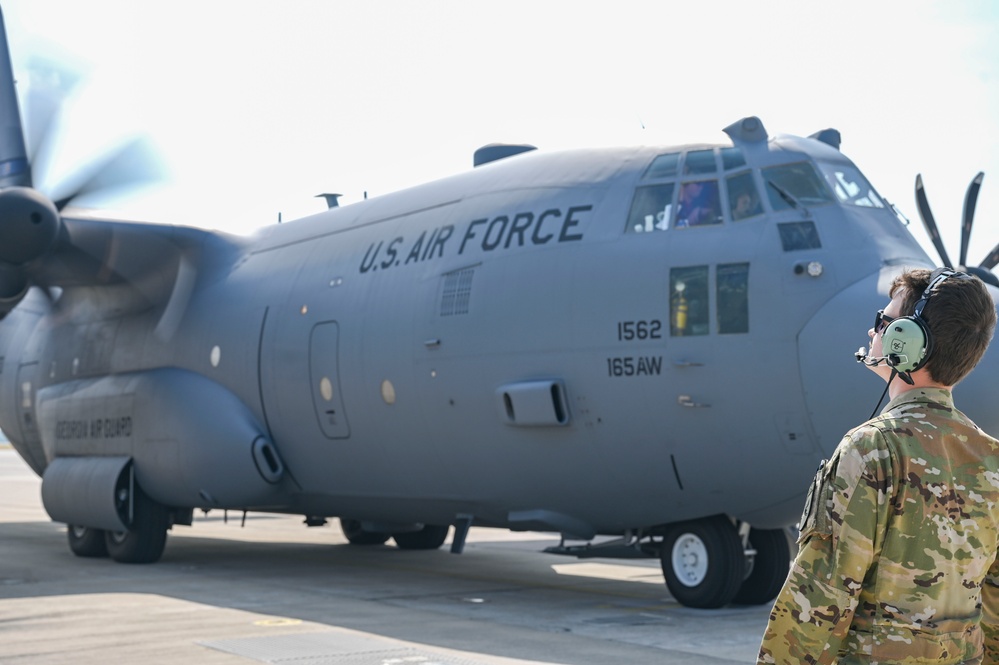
[731, 188, 761, 221]
[676, 180, 720, 227]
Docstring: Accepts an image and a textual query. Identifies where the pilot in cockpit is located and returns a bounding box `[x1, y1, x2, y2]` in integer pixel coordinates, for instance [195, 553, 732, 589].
[731, 188, 762, 221]
[676, 180, 720, 227]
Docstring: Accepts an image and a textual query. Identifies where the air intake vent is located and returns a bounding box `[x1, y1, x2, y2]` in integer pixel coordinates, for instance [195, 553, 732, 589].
[496, 380, 570, 427]
[440, 268, 474, 316]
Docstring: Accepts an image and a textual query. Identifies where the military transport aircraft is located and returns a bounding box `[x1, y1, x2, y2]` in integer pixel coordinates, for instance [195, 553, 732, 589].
[1, 9, 997, 610]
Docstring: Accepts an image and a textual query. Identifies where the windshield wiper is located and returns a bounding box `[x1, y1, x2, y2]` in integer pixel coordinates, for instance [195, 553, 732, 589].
[767, 180, 811, 217]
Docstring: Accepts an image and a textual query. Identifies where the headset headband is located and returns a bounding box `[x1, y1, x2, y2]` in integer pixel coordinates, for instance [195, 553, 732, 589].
[913, 268, 971, 320]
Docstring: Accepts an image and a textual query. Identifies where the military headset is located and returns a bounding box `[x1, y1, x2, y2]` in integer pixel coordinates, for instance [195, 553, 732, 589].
[879, 267, 973, 376]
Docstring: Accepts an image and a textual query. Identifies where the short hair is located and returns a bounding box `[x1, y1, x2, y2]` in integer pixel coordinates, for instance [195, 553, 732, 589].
[890, 268, 997, 385]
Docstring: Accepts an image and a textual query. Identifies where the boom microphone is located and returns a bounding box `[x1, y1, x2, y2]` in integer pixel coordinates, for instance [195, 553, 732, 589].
[855, 346, 888, 366]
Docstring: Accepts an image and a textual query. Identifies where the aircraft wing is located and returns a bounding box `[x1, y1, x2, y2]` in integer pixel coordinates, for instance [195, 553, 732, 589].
[25, 212, 244, 315]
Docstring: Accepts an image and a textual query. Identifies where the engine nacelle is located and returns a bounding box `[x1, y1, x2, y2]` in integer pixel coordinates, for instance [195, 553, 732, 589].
[36, 368, 285, 513]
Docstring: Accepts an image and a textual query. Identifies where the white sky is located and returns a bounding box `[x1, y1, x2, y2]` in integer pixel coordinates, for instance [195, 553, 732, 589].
[3, 0, 998, 266]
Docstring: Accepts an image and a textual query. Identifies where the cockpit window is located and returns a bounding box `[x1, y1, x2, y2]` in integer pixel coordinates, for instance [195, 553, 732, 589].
[670, 266, 709, 336]
[684, 149, 717, 175]
[720, 147, 746, 170]
[717, 263, 749, 334]
[644, 153, 680, 180]
[762, 162, 833, 211]
[675, 180, 721, 227]
[626, 183, 674, 233]
[726, 171, 762, 221]
[817, 163, 885, 208]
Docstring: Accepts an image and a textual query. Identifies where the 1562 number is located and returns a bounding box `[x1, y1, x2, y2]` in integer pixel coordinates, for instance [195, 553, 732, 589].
[617, 320, 662, 341]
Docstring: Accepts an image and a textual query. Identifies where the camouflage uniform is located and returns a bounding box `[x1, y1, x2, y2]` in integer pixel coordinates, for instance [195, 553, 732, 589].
[758, 387, 999, 664]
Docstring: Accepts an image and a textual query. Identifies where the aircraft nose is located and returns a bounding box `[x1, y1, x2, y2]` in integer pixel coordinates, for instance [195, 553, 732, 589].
[797, 270, 894, 456]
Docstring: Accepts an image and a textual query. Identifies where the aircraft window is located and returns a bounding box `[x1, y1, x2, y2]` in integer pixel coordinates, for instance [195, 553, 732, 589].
[720, 147, 746, 170]
[670, 266, 709, 336]
[726, 172, 762, 221]
[762, 162, 833, 210]
[683, 149, 717, 175]
[818, 163, 885, 208]
[777, 221, 822, 251]
[717, 263, 749, 334]
[626, 184, 675, 233]
[675, 180, 721, 227]
[644, 153, 680, 179]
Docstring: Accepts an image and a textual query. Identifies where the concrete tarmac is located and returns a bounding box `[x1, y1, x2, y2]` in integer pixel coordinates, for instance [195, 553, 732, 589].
[0, 447, 771, 664]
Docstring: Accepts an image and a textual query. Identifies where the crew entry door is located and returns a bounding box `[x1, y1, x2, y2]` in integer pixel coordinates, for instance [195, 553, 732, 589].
[309, 321, 350, 439]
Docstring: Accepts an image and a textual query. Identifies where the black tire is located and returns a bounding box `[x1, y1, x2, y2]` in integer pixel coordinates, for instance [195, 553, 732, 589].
[340, 519, 390, 545]
[392, 524, 449, 550]
[733, 527, 792, 605]
[105, 484, 169, 564]
[660, 515, 744, 609]
[67, 525, 108, 558]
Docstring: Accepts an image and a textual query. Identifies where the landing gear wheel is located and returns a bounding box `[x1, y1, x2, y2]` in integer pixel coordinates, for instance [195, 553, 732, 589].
[105, 484, 169, 564]
[392, 524, 449, 550]
[340, 519, 390, 545]
[733, 527, 792, 605]
[661, 515, 743, 609]
[67, 525, 108, 557]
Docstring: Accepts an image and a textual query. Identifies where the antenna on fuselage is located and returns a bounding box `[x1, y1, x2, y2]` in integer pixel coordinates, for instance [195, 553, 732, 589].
[316, 193, 341, 209]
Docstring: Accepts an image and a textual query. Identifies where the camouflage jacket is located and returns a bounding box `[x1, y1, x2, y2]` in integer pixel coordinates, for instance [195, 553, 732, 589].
[758, 387, 999, 665]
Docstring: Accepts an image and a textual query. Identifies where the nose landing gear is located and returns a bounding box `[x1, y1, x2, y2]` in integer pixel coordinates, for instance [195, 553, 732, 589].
[660, 515, 791, 608]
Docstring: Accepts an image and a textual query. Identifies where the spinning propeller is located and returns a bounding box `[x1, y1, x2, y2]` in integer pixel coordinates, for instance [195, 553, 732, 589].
[0, 11, 168, 318]
[915, 172, 999, 287]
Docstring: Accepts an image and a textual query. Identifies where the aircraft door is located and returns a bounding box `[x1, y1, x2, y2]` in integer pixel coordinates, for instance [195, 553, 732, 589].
[308, 321, 350, 439]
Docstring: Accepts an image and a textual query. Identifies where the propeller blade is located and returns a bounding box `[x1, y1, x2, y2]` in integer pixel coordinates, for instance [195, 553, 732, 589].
[51, 135, 168, 211]
[20, 55, 84, 172]
[980, 241, 999, 271]
[914, 174, 954, 268]
[21, 56, 166, 210]
[960, 172, 985, 268]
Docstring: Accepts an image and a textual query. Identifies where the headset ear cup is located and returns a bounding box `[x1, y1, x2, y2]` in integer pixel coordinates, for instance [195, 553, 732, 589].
[880, 317, 929, 373]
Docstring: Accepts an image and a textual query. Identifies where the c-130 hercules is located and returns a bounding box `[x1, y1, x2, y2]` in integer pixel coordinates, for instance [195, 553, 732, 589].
[0, 10, 997, 610]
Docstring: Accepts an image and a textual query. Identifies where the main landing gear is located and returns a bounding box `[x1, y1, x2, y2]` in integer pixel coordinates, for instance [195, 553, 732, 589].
[67, 483, 171, 564]
[548, 514, 792, 609]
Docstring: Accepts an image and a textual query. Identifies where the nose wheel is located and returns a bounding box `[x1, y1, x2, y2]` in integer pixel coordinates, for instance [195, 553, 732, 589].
[660, 515, 743, 608]
[670, 532, 711, 586]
